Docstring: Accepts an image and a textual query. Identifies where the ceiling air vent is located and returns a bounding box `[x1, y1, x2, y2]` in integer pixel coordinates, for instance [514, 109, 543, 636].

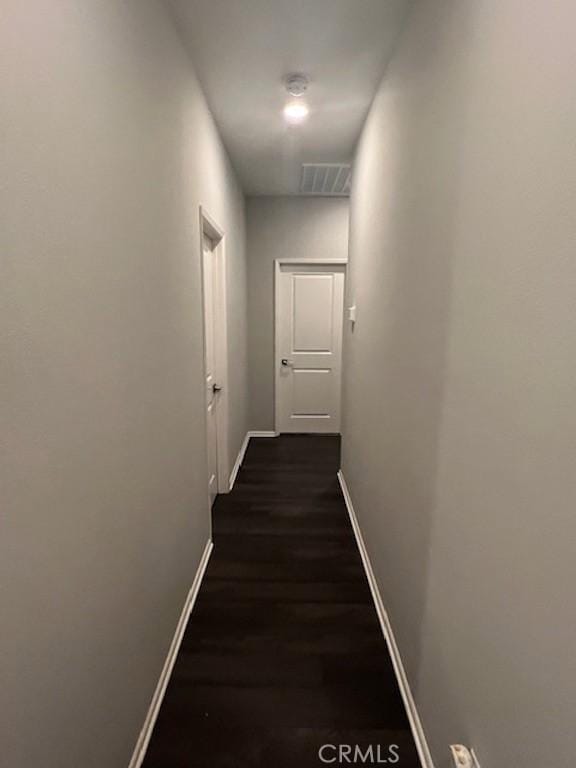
[300, 163, 352, 197]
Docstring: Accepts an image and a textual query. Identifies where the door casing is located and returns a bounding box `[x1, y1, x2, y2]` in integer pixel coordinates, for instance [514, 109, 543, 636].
[274, 258, 348, 434]
[199, 206, 229, 501]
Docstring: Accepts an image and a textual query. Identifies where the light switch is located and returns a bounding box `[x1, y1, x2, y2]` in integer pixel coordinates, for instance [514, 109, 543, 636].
[450, 745, 480, 768]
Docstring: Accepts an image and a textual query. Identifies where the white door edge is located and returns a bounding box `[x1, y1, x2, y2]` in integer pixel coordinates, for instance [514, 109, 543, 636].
[199, 206, 230, 501]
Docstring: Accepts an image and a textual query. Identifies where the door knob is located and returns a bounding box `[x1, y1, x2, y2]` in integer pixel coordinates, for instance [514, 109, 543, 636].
[281, 359, 293, 367]
[212, 383, 222, 393]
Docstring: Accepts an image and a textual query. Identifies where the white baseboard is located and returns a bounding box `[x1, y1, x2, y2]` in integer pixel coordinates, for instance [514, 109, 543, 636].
[229, 433, 250, 490]
[228, 431, 279, 491]
[248, 430, 279, 438]
[128, 538, 214, 768]
[337, 471, 435, 768]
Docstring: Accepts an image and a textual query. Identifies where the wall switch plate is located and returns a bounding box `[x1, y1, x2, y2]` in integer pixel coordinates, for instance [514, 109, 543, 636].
[450, 745, 481, 768]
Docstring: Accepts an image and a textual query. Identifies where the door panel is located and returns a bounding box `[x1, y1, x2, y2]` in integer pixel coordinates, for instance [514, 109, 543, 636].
[292, 368, 332, 416]
[276, 263, 345, 433]
[293, 274, 334, 351]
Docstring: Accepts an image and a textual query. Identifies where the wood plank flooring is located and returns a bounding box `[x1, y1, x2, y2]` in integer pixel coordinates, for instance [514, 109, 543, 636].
[142, 435, 420, 767]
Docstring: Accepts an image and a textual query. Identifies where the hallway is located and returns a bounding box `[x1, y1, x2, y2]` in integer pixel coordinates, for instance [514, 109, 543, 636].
[4, 1, 576, 765]
[143, 436, 420, 767]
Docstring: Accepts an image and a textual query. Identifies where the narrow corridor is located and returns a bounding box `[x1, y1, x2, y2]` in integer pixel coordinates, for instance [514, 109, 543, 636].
[143, 435, 420, 767]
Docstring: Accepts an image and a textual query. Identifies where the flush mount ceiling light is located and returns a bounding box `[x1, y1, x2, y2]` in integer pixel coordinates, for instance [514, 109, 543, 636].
[283, 100, 309, 124]
[283, 74, 310, 124]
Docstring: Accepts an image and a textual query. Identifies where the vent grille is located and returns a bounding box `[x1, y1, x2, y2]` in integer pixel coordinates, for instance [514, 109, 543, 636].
[300, 163, 352, 196]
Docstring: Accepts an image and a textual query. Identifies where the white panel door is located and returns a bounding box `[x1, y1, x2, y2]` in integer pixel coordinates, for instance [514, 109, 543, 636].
[276, 263, 345, 433]
[203, 235, 219, 507]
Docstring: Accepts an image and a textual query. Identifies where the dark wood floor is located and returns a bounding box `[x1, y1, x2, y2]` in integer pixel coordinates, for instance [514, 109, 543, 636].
[143, 435, 420, 767]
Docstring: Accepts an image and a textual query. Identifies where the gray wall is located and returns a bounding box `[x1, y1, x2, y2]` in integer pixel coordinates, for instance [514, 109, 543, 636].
[247, 196, 349, 430]
[0, 1, 248, 766]
[342, 0, 576, 766]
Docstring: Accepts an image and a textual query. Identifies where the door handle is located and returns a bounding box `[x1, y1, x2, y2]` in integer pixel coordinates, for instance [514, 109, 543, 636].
[212, 383, 222, 393]
[281, 359, 293, 367]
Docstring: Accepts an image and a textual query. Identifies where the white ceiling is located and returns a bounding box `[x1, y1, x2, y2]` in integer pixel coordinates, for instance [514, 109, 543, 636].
[166, 0, 412, 196]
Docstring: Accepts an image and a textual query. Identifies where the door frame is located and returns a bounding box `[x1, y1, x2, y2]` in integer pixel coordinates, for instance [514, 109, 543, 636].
[273, 258, 348, 435]
[199, 205, 230, 495]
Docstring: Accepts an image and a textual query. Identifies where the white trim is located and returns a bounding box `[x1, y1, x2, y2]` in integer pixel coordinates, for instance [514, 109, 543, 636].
[275, 258, 348, 265]
[229, 433, 250, 490]
[248, 430, 278, 438]
[199, 206, 230, 497]
[337, 471, 435, 768]
[273, 260, 281, 435]
[128, 539, 214, 768]
[229, 431, 279, 490]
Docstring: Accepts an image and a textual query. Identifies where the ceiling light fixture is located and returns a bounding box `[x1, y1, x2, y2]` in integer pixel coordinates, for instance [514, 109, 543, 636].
[283, 74, 310, 125]
[283, 100, 309, 124]
[285, 74, 308, 97]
